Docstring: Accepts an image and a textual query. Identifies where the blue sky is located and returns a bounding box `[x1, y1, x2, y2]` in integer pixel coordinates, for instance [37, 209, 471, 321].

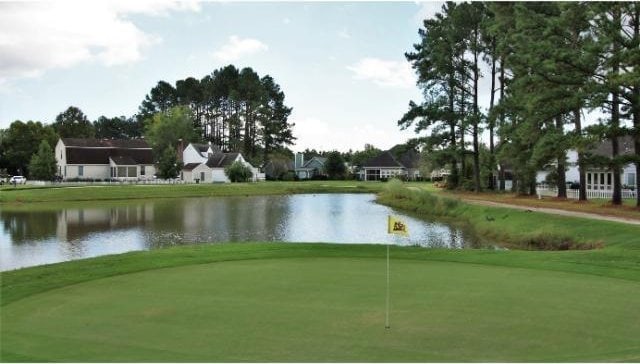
[0, 1, 449, 152]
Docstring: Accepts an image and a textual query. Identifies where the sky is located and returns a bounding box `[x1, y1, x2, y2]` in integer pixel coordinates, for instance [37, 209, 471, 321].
[0, 1, 481, 153]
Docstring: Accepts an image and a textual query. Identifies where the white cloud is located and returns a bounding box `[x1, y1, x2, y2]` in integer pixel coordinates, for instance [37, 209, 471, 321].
[0, 1, 199, 82]
[347, 58, 416, 89]
[414, 1, 445, 26]
[212, 36, 268, 62]
[283, 17, 291, 25]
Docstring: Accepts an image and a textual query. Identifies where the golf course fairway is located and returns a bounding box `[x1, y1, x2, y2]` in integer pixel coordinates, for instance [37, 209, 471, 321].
[2, 246, 639, 362]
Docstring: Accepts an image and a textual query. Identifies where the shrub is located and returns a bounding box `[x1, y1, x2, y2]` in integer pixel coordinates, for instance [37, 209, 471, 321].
[224, 161, 253, 183]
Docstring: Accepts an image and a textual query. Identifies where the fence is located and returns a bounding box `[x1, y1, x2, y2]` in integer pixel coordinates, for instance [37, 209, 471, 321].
[537, 186, 637, 200]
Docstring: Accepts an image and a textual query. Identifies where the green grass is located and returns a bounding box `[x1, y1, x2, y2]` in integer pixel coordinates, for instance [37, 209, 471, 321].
[378, 180, 640, 250]
[2, 182, 640, 361]
[2, 243, 640, 362]
[0, 181, 384, 204]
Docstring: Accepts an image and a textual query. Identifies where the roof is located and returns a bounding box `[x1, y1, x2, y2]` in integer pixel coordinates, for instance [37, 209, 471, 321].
[361, 151, 404, 168]
[302, 157, 327, 169]
[398, 149, 420, 169]
[66, 147, 154, 165]
[183, 163, 201, 171]
[206, 153, 240, 168]
[62, 138, 150, 149]
[591, 135, 635, 157]
[110, 156, 137, 165]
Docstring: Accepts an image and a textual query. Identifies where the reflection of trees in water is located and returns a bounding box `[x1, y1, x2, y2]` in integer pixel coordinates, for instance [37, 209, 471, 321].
[147, 196, 290, 247]
[0, 210, 58, 243]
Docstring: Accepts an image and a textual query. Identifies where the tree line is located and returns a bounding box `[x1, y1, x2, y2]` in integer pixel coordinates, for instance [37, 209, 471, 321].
[0, 65, 295, 179]
[401, 1, 640, 206]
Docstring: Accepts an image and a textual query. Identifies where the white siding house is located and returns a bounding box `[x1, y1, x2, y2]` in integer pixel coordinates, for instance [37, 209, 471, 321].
[536, 137, 636, 191]
[55, 138, 155, 181]
[180, 143, 263, 183]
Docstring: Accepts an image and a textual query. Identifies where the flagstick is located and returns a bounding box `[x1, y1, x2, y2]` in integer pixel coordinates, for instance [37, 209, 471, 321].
[385, 242, 390, 329]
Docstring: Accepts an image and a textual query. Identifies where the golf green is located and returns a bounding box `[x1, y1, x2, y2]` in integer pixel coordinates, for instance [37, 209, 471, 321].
[2, 257, 639, 362]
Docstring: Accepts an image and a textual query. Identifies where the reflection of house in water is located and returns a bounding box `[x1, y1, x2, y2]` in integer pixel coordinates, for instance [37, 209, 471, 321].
[55, 205, 155, 242]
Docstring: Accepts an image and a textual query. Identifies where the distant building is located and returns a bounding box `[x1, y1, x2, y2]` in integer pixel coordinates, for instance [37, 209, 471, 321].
[294, 153, 327, 179]
[359, 149, 421, 181]
[55, 138, 155, 181]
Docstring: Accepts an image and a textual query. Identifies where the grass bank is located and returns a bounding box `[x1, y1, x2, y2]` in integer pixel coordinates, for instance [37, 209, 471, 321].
[2, 243, 640, 362]
[377, 180, 640, 251]
[0, 181, 383, 204]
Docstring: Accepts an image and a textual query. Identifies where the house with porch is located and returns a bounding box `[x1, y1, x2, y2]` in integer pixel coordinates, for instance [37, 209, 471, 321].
[359, 149, 421, 181]
[55, 138, 155, 181]
[536, 136, 636, 198]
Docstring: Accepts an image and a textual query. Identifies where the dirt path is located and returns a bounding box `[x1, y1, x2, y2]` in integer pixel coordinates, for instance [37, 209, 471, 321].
[462, 199, 640, 226]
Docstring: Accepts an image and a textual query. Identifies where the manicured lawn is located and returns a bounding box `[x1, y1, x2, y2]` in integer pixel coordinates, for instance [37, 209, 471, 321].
[2, 182, 640, 361]
[2, 243, 640, 362]
[0, 181, 384, 204]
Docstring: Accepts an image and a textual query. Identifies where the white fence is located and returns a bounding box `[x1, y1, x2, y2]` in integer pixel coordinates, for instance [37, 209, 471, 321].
[537, 187, 637, 200]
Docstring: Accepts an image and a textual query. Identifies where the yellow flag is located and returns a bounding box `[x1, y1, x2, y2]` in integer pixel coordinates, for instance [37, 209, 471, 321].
[387, 215, 409, 236]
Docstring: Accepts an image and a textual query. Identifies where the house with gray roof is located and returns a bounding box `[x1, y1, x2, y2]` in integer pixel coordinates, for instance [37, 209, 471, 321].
[294, 153, 327, 179]
[55, 138, 156, 181]
[359, 149, 421, 181]
[180, 142, 263, 183]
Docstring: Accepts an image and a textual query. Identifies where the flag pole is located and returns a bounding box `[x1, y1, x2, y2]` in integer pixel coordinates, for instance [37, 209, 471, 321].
[385, 242, 390, 329]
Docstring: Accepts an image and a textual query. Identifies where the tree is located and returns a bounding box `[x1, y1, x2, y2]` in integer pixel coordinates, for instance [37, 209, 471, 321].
[28, 140, 57, 180]
[138, 81, 178, 122]
[224, 161, 253, 182]
[94, 115, 143, 139]
[325, 151, 346, 180]
[0, 120, 58, 176]
[145, 106, 199, 159]
[138, 65, 294, 167]
[52, 106, 94, 138]
[156, 146, 182, 179]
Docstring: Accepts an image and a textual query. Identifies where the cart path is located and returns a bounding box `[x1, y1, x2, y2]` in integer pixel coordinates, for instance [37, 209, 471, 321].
[405, 187, 640, 226]
[462, 199, 640, 226]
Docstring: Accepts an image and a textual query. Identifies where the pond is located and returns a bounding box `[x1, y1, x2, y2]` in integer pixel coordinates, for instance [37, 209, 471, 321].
[0, 194, 479, 271]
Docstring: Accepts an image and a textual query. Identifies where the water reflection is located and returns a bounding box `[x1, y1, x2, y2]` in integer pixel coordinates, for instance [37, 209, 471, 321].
[0, 194, 478, 271]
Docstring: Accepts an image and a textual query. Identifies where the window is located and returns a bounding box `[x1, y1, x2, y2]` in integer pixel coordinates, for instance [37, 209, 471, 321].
[78, 166, 83, 176]
[200, 172, 205, 182]
[117, 167, 126, 177]
[141, 166, 146, 176]
[128, 167, 137, 177]
[628, 173, 636, 187]
[111, 167, 115, 178]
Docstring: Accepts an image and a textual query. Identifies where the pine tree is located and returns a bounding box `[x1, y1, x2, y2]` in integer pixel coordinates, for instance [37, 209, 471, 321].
[28, 140, 56, 180]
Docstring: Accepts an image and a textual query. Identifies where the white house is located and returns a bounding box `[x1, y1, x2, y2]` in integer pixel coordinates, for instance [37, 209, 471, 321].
[182, 142, 219, 165]
[180, 142, 263, 183]
[55, 138, 156, 181]
[536, 136, 636, 191]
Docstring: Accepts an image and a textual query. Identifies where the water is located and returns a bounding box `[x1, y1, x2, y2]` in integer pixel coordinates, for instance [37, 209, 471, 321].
[0, 194, 478, 271]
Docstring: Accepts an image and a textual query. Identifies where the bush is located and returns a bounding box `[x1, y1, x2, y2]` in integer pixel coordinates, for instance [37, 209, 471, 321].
[224, 161, 253, 182]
